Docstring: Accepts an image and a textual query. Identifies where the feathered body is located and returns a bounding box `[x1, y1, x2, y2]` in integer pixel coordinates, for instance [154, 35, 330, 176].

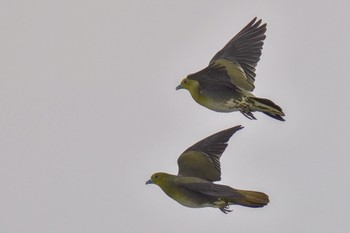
[152, 173, 269, 212]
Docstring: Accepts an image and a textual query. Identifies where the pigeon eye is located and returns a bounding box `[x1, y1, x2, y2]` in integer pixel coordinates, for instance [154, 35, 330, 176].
[154, 175, 159, 179]
[183, 79, 187, 84]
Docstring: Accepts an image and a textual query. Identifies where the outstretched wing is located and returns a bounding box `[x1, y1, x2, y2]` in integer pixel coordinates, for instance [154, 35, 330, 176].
[177, 126, 243, 182]
[209, 18, 267, 92]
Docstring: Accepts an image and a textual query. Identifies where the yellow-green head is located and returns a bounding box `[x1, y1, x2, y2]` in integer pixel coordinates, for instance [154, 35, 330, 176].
[145, 172, 170, 186]
[176, 77, 199, 91]
[176, 77, 201, 101]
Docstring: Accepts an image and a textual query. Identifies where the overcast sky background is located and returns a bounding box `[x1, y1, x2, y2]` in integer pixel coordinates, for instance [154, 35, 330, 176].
[1, 0, 350, 232]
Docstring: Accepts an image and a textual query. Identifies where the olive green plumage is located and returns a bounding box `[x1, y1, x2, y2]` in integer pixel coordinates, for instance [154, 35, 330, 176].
[176, 18, 285, 121]
[146, 126, 269, 213]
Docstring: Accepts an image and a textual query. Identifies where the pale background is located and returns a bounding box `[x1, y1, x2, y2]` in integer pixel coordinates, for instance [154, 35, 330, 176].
[1, 0, 349, 232]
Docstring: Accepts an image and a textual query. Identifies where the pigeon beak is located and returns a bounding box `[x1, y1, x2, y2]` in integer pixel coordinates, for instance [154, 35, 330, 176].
[145, 179, 154, 185]
[176, 84, 183, 90]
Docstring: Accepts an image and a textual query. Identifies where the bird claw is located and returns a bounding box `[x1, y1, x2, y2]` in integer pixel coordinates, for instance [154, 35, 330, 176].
[219, 206, 233, 214]
[241, 111, 257, 120]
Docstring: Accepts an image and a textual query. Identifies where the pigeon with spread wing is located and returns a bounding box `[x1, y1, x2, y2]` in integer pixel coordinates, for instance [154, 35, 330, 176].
[176, 18, 285, 121]
[146, 126, 269, 213]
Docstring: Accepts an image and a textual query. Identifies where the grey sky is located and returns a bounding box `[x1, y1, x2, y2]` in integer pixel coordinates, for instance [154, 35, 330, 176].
[1, 0, 350, 232]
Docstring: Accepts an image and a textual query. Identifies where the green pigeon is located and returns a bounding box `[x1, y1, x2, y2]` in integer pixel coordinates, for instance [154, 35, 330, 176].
[176, 18, 285, 121]
[146, 126, 269, 213]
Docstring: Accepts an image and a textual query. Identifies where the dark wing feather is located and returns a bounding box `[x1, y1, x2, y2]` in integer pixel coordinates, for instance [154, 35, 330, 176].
[188, 62, 239, 96]
[175, 177, 243, 199]
[177, 126, 243, 181]
[209, 18, 267, 91]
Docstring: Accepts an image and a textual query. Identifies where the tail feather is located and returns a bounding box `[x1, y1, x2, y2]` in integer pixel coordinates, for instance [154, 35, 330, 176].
[250, 97, 285, 121]
[233, 189, 270, 208]
[262, 111, 285, 121]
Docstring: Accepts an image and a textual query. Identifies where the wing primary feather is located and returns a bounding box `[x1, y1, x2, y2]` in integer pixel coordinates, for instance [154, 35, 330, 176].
[209, 18, 267, 91]
[177, 126, 244, 181]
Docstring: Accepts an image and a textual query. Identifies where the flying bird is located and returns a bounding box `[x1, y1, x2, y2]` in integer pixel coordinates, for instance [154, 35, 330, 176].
[176, 18, 285, 121]
[146, 126, 269, 213]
